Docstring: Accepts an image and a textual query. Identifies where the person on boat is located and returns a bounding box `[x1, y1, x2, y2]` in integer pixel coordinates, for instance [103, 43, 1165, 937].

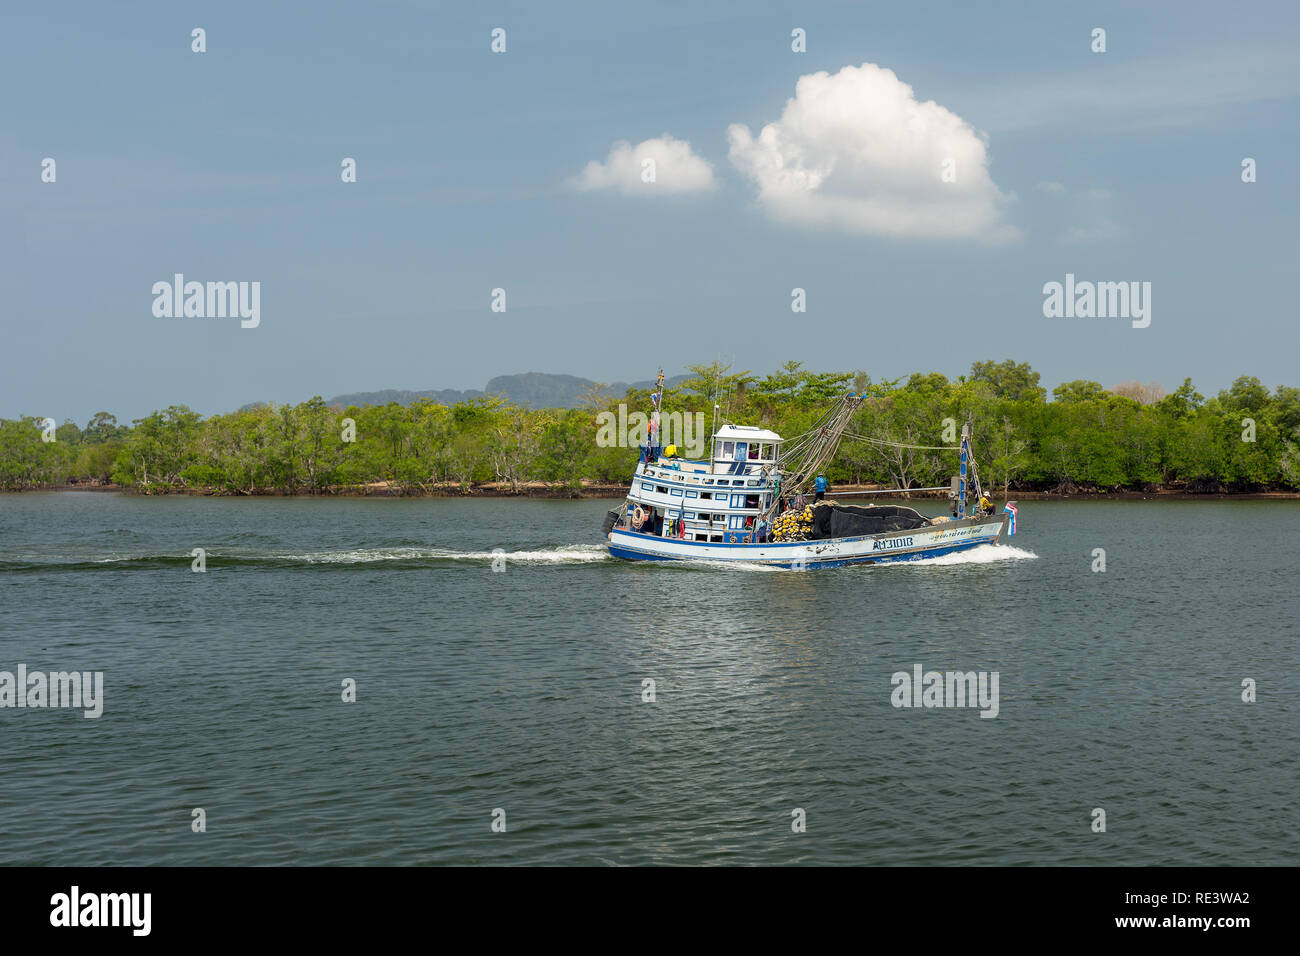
[978, 492, 994, 516]
[814, 474, 828, 502]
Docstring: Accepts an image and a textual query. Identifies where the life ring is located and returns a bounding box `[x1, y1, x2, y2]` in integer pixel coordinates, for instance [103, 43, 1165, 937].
[632, 506, 647, 528]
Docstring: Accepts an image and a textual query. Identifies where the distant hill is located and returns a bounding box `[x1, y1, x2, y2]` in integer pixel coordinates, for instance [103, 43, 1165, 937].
[323, 387, 485, 408]
[323, 372, 693, 410]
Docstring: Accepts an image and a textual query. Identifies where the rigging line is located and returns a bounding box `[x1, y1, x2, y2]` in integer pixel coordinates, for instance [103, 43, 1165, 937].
[841, 432, 958, 451]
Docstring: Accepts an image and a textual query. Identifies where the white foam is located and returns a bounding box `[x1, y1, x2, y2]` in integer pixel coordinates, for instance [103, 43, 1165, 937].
[879, 543, 1038, 567]
[673, 558, 783, 573]
[286, 544, 609, 564]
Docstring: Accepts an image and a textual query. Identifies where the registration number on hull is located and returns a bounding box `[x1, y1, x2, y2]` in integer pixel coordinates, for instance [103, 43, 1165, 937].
[871, 536, 915, 552]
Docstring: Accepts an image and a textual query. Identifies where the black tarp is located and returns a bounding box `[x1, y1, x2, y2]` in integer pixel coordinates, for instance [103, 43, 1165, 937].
[809, 504, 929, 539]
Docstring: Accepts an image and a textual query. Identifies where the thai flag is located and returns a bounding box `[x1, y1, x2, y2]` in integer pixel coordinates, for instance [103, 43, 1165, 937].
[1004, 503, 1017, 536]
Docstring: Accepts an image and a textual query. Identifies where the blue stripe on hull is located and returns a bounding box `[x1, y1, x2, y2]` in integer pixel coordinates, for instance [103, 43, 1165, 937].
[607, 538, 996, 569]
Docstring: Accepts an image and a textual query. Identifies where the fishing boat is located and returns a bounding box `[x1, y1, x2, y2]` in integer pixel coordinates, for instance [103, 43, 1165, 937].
[601, 371, 1018, 569]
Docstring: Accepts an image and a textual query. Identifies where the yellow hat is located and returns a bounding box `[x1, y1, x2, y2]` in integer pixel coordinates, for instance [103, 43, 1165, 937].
[665, 444, 677, 457]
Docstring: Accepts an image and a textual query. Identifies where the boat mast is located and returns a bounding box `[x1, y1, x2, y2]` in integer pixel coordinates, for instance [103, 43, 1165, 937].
[957, 423, 970, 518]
[648, 369, 664, 459]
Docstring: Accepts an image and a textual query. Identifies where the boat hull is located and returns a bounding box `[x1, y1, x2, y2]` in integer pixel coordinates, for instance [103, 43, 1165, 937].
[607, 511, 1011, 569]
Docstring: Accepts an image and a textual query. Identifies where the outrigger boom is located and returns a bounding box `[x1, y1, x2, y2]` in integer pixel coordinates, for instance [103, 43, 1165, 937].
[601, 370, 1018, 568]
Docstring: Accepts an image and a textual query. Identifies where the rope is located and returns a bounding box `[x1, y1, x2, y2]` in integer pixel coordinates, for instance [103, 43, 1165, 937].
[777, 393, 864, 495]
[841, 431, 957, 452]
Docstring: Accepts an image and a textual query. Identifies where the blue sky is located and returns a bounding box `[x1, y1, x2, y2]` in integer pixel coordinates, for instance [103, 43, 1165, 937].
[3, 0, 1298, 423]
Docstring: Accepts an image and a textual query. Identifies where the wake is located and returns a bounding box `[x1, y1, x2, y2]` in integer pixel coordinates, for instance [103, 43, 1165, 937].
[266, 544, 609, 564]
[879, 543, 1038, 567]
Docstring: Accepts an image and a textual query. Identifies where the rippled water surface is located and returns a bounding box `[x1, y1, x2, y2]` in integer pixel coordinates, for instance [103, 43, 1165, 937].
[0, 493, 1295, 865]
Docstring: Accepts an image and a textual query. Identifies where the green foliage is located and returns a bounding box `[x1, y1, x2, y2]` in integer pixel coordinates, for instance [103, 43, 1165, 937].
[970, 359, 1047, 403]
[1052, 380, 1107, 403]
[4, 360, 1300, 493]
[0, 417, 73, 488]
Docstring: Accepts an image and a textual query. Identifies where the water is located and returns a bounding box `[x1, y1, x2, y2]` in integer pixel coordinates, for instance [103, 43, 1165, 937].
[0, 493, 1295, 865]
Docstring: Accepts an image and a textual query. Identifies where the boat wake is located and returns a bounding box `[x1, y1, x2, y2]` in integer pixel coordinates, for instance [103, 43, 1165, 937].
[877, 543, 1038, 567]
[3, 543, 1030, 572]
[284, 544, 609, 564]
[665, 558, 784, 573]
[0, 544, 610, 571]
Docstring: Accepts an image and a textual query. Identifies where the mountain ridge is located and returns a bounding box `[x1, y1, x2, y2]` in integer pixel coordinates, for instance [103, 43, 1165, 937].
[318, 371, 694, 411]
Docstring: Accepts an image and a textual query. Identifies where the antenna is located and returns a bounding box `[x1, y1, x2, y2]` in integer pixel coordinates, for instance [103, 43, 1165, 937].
[711, 402, 720, 461]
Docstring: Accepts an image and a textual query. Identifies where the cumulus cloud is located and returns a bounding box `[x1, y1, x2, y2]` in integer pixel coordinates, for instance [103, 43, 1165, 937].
[571, 135, 716, 195]
[727, 63, 1017, 240]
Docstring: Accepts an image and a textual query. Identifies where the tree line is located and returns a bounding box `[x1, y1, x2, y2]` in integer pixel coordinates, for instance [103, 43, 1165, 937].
[2, 360, 1298, 495]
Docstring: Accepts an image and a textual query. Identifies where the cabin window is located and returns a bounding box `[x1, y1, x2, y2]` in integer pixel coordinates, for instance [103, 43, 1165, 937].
[745, 494, 760, 508]
[656, 485, 668, 494]
[734, 441, 747, 460]
[640, 482, 653, 491]
[670, 488, 682, 496]
[721, 441, 734, 458]
[748, 444, 759, 459]
[686, 490, 698, 498]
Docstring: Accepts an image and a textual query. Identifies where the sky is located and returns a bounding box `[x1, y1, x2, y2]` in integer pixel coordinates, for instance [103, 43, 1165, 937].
[3, 0, 1298, 424]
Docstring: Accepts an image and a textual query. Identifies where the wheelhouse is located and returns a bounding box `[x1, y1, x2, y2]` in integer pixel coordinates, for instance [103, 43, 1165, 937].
[622, 424, 784, 543]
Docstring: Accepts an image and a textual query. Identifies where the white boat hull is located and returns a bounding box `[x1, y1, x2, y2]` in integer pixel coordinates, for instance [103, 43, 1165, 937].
[607, 510, 1012, 569]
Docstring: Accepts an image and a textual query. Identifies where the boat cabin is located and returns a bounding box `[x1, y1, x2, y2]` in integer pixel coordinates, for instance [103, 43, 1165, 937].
[710, 424, 782, 474]
[622, 424, 784, 543]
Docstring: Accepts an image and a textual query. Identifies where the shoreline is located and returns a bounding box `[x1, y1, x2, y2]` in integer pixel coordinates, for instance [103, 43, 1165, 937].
[13, 481, 1300, 501]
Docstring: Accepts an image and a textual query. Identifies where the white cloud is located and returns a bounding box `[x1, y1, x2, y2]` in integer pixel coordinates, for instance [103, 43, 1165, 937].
[1035, 181, 1066, 193]
[727, 62, 1017, 240]
[571, 135, 716, 195]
